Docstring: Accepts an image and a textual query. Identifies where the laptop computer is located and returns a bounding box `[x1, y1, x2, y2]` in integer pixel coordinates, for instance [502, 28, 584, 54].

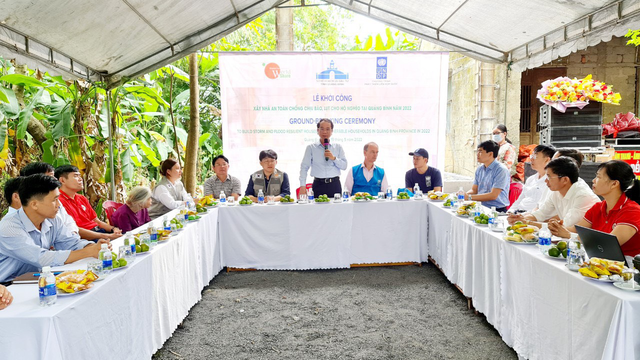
[575, 225, 626, 262]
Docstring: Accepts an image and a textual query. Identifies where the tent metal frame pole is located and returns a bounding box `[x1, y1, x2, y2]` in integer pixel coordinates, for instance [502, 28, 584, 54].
[106, 91, 116, 201]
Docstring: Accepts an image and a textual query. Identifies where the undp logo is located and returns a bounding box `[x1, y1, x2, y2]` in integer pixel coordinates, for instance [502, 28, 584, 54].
[264, 63, 281, 79]
[376, 57, 387, 79]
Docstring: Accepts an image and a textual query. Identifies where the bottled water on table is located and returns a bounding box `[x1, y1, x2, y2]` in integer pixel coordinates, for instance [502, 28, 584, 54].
[386, 187, 393, 200]
[124, 233, 136, 255]
[488, 206, 498, 230]
[219, 191, 226, 205]
[413, 183, 420, 197]
[538, 223, 552, 254]
[39, 266, 57, 306]
[148, 224, 158, 248]
[162, 215, 170, 231]
[308, 188, 314, 201]
[99, 243, 113, 275]
[456, 187, 465, 209]
[566, 233, 585, 270]
[258, 189, 265, 204]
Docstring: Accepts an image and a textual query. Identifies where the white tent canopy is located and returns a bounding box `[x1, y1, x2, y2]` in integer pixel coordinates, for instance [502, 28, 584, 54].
[0, 0, 639, 83]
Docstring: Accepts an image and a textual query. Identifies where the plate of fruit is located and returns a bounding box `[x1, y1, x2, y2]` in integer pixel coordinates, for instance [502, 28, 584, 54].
[353, 192, 375, 202]
[578, 258, 627, 282]
[199, 195, 218, 208]
[239, 196, 253, 206]
[503, 222, 538, 244]
[427, 191, 448, 202]
[315, 194, 331, 203]
[280, 195, 296, 204]
[396, 192, 410, 201]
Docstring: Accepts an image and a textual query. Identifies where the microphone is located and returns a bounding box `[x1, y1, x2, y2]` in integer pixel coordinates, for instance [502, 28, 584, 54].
[324, 138, 330, 161]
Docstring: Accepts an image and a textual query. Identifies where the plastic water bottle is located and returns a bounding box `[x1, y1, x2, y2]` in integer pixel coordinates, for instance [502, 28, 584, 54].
[386, 187, 393, 200]
[538, 223, 552, 254]
[99, 244, 113, 275]
[488, 206, 498, 230]
[149, 225, 158, 248]
[413, 183, 420, 197]
[38, 266, 57, 306]
[219, 191, 226, 205]
[566, 233, 581, 269]
[456, 187, 465, 209]
[258, 189, 265, 204]
[162, 215, 170, 231]
[342, 190, 349, 202]
[308, 188, 314, 202]
[124, 233, 136, 255]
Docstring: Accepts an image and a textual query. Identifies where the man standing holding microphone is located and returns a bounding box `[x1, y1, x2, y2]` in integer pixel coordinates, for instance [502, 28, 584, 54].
[299, 119, 348, 197]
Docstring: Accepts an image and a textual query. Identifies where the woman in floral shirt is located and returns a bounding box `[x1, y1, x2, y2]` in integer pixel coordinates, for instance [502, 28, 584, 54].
[492, 124, 517, 177]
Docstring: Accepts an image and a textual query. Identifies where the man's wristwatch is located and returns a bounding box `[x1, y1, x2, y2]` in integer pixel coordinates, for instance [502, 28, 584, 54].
[468, 194, 473, 201]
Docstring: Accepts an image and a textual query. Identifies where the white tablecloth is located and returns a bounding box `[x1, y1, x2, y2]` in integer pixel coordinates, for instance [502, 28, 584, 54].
[218, 200, 429, 270]
[0, 208, 220, 360]
[426, 201, 640, 360]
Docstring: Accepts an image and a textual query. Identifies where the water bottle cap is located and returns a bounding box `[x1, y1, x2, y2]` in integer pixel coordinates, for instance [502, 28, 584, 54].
[42, 266, 51, 272]
[101, 243, 108, 249]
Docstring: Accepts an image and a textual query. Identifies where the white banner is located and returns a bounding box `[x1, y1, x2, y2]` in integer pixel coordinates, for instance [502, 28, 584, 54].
[220, 52, 449, 193]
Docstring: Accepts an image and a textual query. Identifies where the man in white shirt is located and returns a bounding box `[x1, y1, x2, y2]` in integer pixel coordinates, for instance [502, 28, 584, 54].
[344, 142, 388, 195]
[509, 144, 555, 213]
[508, 157, 599, 228]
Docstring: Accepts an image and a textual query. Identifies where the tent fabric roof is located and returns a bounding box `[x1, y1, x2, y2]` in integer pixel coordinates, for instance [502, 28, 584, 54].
[0, 0, 639, 84]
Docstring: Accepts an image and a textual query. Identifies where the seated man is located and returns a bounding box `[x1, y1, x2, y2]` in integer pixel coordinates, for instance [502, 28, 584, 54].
[465, 140, 510, 212]
[0, 174, 109, 283]
[345, 142, 389, 195]
[509, 144, 555, 213]
[508, 157, 599, 228]
[55, 165, 122, 240]
[204, 155, 241, 200]
[405, 148, 442, 193]
[244, 150, 290, 202]
[22, 162, 80, 236]
[3, 177, 22, 216]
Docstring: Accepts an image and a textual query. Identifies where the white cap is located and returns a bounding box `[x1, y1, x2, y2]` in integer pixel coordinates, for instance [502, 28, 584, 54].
[541, 223, 549, 230]
[42, 266, 51, 272]
[101, 243, 108, 249]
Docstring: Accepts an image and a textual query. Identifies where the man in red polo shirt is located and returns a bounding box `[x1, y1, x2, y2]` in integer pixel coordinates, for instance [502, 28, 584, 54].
[55, 165, 122, 241]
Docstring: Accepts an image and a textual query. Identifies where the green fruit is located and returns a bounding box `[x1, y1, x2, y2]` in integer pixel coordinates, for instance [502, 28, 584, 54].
[562, 249, 568, 258]
[136, 245, 142, 253]
[557, 241, 567, 251]
[482, 219, 489, 224]
[141, 244, 150, 252]
[119, 259, 127, 267]
[188, 215, 195, 220]
[135, 238, 141, 245]
[548, 248, 561, 257]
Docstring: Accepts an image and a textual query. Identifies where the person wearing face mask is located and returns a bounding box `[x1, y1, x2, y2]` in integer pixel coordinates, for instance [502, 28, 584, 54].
[245, 150, 290, 202]
[492, 124, 517, 177]
[299, 118, 348, 197]
[148, 159, 191, 220]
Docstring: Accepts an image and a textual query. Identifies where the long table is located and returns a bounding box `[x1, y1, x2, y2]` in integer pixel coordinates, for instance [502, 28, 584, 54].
[0, 208, 221, 360]
[1, 200, 639, 359]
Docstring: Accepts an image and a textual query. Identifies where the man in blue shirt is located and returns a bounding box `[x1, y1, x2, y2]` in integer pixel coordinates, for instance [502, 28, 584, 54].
[0, 174, 110, 283]
[405, 148, 442, 193]
[345, 142, 389, 195]
[299, 119, 348, 197]
[465, 140, 511, 212]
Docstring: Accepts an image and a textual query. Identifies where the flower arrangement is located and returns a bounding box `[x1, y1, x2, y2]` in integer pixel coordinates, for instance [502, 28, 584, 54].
[537, 75, 621, 113]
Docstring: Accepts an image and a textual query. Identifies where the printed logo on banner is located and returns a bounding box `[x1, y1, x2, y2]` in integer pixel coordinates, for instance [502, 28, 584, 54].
[376, 57, 387, 79]
[263, 63, 291, 79]
[316, 60, 349, 84]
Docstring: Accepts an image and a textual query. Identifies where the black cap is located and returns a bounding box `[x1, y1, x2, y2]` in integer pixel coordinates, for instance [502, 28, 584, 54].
[409, 148, 429, 158]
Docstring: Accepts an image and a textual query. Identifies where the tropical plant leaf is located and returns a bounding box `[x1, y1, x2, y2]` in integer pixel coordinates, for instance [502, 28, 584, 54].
[0, 74, 46, 87]
[121, 148, 134, 181]
[16, 88, 44, 140]
[199, 133, 212, 147]
[172, 89, 190, 108]
[41, 139, 55, 164]
[50, 107, 72, 140]
[123, 85, 169, 107]
[0, 87, 19, 118]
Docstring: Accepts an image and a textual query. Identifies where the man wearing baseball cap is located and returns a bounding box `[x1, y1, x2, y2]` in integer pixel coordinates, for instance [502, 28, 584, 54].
[405, 148, 442, 192]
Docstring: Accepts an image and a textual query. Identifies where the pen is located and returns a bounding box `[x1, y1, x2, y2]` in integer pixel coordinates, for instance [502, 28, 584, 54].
[33, 271, 63, 277]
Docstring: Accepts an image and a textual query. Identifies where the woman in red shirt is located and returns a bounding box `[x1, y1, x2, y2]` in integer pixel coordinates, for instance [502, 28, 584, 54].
[550, 160, 640, 257]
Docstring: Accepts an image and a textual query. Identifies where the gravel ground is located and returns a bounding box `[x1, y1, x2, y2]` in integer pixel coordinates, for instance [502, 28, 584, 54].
[154, 264, 517, 360]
